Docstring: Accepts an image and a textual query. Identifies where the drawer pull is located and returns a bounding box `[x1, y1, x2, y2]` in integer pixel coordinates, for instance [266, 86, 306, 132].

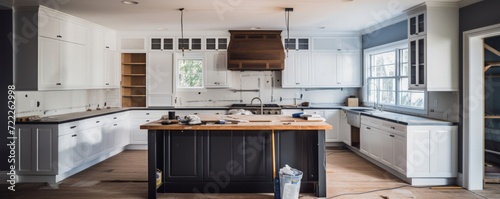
[146, 120, 150, 122]
[366, 127, 371, 130]
[70, 126, 77, 129]
[113, 117, 117, 119]
[390, 135, 395, 137]
[146, 113, 150, 115]
[72, 134, 77, 137]
[391, 127, 395, 129]
[96, 121, 100, 123]
[113, 124, 117, 126]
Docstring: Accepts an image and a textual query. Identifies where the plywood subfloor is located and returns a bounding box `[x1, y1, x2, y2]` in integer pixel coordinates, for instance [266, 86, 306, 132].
[1, 149, 499, 199]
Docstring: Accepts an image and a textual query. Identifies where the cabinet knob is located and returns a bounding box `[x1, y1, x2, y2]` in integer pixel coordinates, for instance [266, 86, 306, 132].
[113, 124, 117, 126]
[106, 83, 110, 85]
[296, 83, 300, 85]
[106, 46, 109, 49]
[57, 35, 62, 38]
[113, 117, 117, 119]
[146, 113, 150, 115]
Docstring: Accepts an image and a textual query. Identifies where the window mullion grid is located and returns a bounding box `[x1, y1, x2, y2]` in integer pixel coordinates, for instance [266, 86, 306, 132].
[395, 49, 401, 106]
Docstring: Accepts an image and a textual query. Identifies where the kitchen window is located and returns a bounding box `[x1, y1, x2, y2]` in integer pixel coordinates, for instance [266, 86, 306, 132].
[365, 41, 425, 110]
[177, 55, 204, 89]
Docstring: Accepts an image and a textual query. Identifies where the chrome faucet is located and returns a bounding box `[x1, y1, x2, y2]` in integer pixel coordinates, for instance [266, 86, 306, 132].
[368, 82, 383, 111]
[250, 97, 263, 115]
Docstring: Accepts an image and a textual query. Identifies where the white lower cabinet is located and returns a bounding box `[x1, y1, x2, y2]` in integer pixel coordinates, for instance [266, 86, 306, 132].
[340, 110, 351, 145]
[16, 112, 129, 185]
[129, 110, 167, 144]
[359, 115, 457, 185]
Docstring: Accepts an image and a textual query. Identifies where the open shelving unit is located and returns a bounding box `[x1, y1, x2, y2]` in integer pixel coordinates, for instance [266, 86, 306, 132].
[121, 53, 146, 107]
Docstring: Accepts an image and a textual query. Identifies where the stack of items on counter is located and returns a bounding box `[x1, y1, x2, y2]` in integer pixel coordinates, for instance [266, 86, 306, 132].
[291, 112, 325, 122]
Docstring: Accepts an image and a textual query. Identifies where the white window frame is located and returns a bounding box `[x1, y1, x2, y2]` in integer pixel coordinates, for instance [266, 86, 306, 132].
[363, 40, 427, 115]
[174, 53, 206, 91]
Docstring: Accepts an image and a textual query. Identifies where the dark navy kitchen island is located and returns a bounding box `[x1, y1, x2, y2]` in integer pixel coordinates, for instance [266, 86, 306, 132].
[140, 115, 331, 199]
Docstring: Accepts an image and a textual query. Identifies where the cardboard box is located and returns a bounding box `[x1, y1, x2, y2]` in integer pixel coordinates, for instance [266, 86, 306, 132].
[347, 97, 359, 107]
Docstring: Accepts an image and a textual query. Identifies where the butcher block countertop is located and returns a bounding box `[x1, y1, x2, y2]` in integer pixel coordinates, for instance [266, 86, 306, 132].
[140, 115, 332, 131]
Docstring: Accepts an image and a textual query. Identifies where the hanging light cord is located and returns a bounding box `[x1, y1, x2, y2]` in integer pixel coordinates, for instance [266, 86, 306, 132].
[285, 9, 290, 57]
[179, 8, 185, 56]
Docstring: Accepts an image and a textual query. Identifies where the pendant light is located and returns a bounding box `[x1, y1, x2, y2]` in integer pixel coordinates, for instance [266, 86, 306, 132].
[179, 8, 185, 56]
[285, 8, 293, 57]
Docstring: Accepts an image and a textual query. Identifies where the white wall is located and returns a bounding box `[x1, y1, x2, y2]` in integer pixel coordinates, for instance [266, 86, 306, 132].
[174, 71, 357, 107]
[16, 89, 120, 117]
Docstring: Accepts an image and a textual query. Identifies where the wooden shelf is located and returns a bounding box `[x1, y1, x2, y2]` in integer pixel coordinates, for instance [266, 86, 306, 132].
[122, 74, 146, 76]
[485, 115, 500, 119]
[122, 53, 147, 108]
[122, 62, 146, 65]
[122, 85, 146, 88]
[122, 95, 146, 97]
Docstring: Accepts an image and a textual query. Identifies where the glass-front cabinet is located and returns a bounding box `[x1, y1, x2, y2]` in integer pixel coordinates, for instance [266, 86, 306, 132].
[408, 12, 425, 37]
[150, 38, 174, 51]
[408, 36, 426, 89]
[205, 37, 228, 50]
[284, 38, 309, 51]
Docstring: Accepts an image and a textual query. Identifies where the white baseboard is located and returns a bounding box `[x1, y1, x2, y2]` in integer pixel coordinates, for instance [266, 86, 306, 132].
[125, 144, 147, 150]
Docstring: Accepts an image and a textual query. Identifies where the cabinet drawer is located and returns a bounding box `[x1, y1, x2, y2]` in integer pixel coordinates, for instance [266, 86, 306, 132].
[130, 110, 166, 119]
[59, 121, 83, 136]
[380, 120, 406, 136]
[106, 112, 128, 121]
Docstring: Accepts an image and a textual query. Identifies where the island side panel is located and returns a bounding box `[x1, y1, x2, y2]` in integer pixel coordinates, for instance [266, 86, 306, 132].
[148, 130, 158, 199]
[317, 130, 326, 197]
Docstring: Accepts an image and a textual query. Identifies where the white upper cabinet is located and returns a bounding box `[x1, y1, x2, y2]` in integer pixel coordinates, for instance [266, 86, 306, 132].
[282, 51, 312, 88]
[15, 6, 119, 91]
[282, 36, 361, 88]
[38, 37, 86, 90]
[205, 52, 230, 88]
[406, 3, 458, 91]
[177, 38, 202, 51]
[38, 11, 87, 45]
[147, 52, 174, 107]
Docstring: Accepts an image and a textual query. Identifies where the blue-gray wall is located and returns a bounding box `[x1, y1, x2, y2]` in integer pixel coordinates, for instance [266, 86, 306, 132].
[458, 0, 500, 173]
[362, 20, 407, 50]
[0, 7, 13, 171]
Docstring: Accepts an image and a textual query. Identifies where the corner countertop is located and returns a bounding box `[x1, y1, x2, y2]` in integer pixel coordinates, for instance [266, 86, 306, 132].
[341, 107, 457, 126]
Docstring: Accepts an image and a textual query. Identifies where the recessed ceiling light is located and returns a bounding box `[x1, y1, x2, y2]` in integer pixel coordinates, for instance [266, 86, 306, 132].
[157, 28, 168, 30]
[121, 0, 138, 5]
[319, 27, 326, 29]
[250, 27, 261, 30]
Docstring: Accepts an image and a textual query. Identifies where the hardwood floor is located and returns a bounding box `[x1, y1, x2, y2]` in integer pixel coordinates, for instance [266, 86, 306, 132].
[1, 148, 499, 199]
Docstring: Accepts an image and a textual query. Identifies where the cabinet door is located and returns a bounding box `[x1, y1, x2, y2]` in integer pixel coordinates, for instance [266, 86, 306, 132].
[324, 110, 341, 142]
[114, 120, 130, 148]
[166, 130, 204, 182]
[80, 126, 104, 159]
[58, 133, 77, 173]
[296, 53, 311, 86]
[409, 12, 426, 37]
[338, 37, 360, 51]
[369, 128, 383, 160]
[58, 19, 86, 45]
[205, 52, 229, 87]
[340, 110, 351, 145]
[88, 29, 105, 88]
[360, 124, 371, 155]
[311, 52, 337, 86]
[59, 41, 86, 89]
[104, 50, 119, 87]
[337, 52, 361, 87]
[282, 52, 297, 87]
[393, 134, 407, 175]
[380, 132, 395, 166]
[130, 118, 151, 144]
[104, 31, 116, 51]
[38, 37, 61, 90]
[147, 52, 174, 106]
[38, 12, 60, 40]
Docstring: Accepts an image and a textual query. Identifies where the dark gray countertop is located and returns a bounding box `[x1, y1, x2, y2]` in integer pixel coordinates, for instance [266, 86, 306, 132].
[344, 108, 457, 126]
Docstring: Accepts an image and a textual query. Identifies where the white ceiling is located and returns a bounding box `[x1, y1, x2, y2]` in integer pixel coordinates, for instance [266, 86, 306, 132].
[2, 0, 465, 32]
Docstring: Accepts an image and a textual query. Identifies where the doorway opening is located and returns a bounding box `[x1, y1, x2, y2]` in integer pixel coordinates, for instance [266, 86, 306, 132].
[484, 36, 500, 184]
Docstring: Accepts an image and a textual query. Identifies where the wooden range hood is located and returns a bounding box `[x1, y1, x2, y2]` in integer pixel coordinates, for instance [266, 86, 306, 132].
[227, 30, 285, 71]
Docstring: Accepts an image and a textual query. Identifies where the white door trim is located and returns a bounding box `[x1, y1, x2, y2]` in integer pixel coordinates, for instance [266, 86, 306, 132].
[462, 23, 500, 190]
